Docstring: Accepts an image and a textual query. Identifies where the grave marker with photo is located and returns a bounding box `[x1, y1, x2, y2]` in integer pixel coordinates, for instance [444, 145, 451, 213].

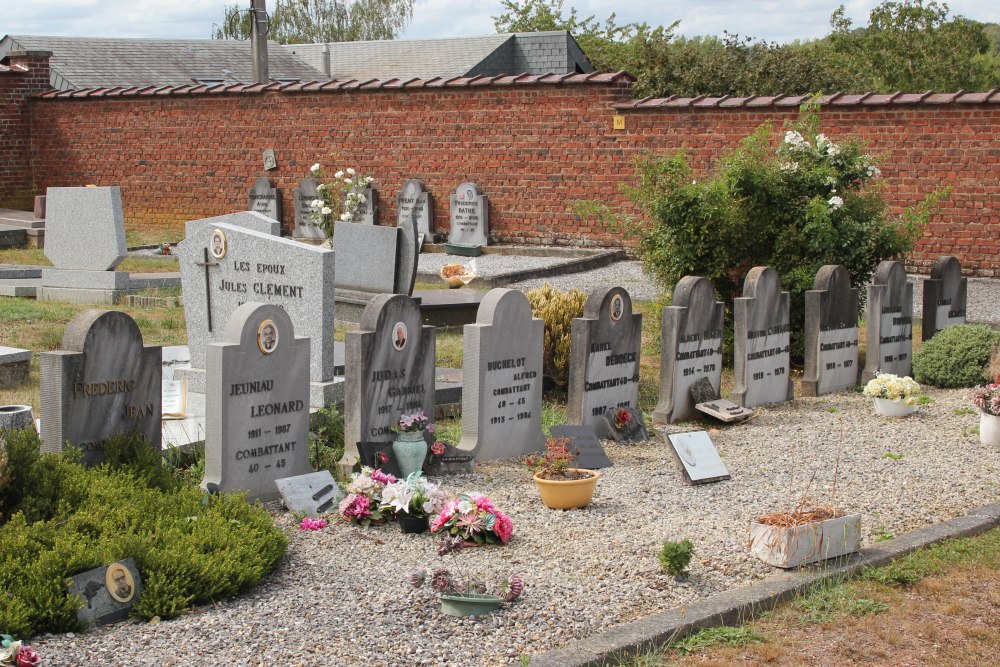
[863, 260, 914, 381]
[66, 558, 144, 627]
[802, 265, 859, 396]
[731, 266, 794, 408]
[921, 255, 967, 341]
[447, 181, 489, 253]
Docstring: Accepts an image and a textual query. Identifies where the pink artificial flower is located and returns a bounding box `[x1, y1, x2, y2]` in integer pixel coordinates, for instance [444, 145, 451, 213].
[339, 494, 372, 520]
[494, 511, 514, 544]
[473, 495, 496, 514]
[16, 646, 41, 667]
[370, 468, 396, 486]
[425, 423, 436, 435]
[298, 517, 327, 531]
[456, 511, 485, 534]
[431, 441, 446, 456]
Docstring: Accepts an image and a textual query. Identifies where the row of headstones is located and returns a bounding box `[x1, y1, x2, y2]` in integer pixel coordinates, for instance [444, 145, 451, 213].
[252, 176, 489, 249]
[654, 257, 967, 423]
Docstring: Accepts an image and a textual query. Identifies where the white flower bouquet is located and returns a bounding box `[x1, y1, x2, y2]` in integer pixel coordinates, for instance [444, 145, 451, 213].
[863, 372, 921, 405]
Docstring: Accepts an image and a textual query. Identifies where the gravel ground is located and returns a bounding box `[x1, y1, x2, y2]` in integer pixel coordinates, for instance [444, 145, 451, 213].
[32, 387, 1000, 666]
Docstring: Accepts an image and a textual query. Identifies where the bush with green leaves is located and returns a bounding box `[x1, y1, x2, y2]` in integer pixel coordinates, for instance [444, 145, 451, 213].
[588, 105, 945, 360]
[0, 428, 287, 637]
[310, 403, 345, 475]
[657, 538, 694, 576]
[526, 283, 586, 386]
[913, 324, 1000, 388]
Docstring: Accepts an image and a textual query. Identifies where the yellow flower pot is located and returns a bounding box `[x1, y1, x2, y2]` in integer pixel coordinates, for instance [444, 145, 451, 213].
[532, 469, 600, 510]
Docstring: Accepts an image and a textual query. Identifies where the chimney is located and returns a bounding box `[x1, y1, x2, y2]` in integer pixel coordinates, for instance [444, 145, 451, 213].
[250, 0, 269, 84]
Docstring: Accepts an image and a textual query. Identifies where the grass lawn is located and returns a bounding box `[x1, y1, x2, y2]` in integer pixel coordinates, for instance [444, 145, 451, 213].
[0, 247, 180, 273]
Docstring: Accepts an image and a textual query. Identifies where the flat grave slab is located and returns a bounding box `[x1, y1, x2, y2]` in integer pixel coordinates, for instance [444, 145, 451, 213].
[666, 430, 731, 484]
[275, 470, 344, 516]
[695, 399, 753, 423]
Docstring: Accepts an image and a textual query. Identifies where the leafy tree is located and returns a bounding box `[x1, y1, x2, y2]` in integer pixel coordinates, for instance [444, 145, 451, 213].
[213, 0, 415, 44]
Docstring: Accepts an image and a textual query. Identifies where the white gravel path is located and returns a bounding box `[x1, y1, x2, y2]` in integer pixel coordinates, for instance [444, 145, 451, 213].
[32, 387, 1000, 666]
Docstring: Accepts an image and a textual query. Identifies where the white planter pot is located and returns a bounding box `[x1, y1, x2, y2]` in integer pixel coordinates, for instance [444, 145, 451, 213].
[873, 397, 916, 417]
[981, 413, 1000, 448]
[749, 513, 862, 569]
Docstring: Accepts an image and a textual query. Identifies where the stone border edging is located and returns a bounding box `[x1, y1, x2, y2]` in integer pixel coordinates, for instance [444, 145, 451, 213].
[416, 249, 627, 288]
[529, 502, 1000, 666]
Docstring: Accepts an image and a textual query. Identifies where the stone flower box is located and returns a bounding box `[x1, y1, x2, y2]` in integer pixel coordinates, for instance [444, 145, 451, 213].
[748, 512, 861, 569]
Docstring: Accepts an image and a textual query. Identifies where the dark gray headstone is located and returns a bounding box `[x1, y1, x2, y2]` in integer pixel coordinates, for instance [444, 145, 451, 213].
[599, 406, 649, 443]
[731, 267, 794, 409]
[293, 177, 326, 241]
[357, 441, 403, 478]
[567, 287, 642, 436]
[802, 265, 859, 397]
[549, 424, 612, 469]
[666, 431, 730, 484]
[653, 276, 724, 424]
[247, 177, 281, 223]
[275, 470, 343, 516]
[396, 179, 433, 240]
[457, 289, 545, 460]
[863, 260, 914, 381]
[66, 558, 143, 627]
[342, 295, 436, 469]
[448, 182, 489, 249]
[921, 255, 967, 341]
[40, 310, 161, 466]
[202, 303, 312, 502]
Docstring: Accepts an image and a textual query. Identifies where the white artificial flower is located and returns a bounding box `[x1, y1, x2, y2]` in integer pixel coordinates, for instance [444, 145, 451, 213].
[334, 170, 344, 179]
[310, 199, 322, 209]
[340, 213, 351, 221]
[346, 167, 356, 176]
[316, 183, 326, 191]
[357, 194, 367, 203]
[310, 163, 320, 173]
[828, 196, 844, 210]
[320, 206, 332, 215]
[457, 499, 475, 514]
[343, 178, 353, 185]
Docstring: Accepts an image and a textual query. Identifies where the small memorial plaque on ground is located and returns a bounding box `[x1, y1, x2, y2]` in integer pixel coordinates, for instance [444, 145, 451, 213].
[357, 441, 403, 478]
[863, 260, 914, 381]
[247, 177, 281, 222]
[397, 179, 434, 240]
[275, 470, 344, 516]
[447, 182, 488, 254]
[694, 399, 753, 423]
[202, 303, 312, 501]
[599, 406, 649, 443]
[424, 441, 475, 476]
[921, 255, 967, 341]
[666, 431, 730, 484]
[66, 558, 143, 627]
[549, 424, 612, 469]
[802, 265, 859, 396]
[731, 266, 794, 409]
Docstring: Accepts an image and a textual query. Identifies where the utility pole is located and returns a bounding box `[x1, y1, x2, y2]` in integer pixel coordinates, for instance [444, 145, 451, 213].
[250, 0, 269, 84]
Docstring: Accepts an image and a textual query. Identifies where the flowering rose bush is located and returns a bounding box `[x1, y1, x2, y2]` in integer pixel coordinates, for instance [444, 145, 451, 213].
[338, 466, 396, 526]
[863, 373, 922, 405]
[972, 384, 1000, 417]
[380, 473, 448, 519]
[430, 494, 514, 545]
[306, 163, 375, 236]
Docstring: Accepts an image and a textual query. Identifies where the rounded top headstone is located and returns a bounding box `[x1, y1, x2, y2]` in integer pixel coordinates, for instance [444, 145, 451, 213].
[742, 266, 780, 299]
[44, 186, 127, 271]
[402, 179, 425, 197]
[62, 309, 143, 354]
[583, 286, 634, 322]
[224, 302, 295, 351]
[930, 255, 961, 283]
[873, 260, 906, 290]
[813, 265, 851, 294]
[672, 276, 716, 309]
[475, 288, 532, 326]
[454, 182, 482, 200]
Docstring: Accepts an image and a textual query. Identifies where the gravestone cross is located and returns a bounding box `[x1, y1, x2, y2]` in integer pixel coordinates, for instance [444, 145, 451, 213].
[802, 265, 859, 396]
[731, 266, 794, 408]
[863, 260, 914, 381]
[194, 247, 220, 331]
[921, 255, 967, 341]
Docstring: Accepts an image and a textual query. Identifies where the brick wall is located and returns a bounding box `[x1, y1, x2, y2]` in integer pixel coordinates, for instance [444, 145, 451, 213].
[19, 77, 1000, 276]
[0, 50, 50, 210]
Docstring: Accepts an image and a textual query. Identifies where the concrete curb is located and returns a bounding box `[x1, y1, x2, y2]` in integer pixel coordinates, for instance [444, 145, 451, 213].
[529, 502, 1000, 666]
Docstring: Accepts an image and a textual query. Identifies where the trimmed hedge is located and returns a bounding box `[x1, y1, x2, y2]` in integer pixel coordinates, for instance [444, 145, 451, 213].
[913, 324, 1000, 388]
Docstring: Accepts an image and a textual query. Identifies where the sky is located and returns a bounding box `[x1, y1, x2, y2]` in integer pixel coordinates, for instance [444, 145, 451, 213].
[2, 0, 998, 45]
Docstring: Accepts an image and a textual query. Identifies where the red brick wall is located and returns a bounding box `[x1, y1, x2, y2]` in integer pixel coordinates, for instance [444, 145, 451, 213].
[0, 51, 50, 210]
[21, 81, 1000, 276]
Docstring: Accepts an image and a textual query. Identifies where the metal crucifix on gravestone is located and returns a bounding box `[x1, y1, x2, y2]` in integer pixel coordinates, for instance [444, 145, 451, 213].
[194, 246, 220, 331]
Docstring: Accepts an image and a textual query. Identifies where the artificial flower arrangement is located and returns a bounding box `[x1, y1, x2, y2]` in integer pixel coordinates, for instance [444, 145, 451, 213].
[394, 410, 435, 435]
[381, 473, 448, 520]
[0, 635, 40, 667]
[410, 567, 523, 602]
[338, 466, 396, 526]
[430, 494, 514, 545]
[862, 372, 922, 405]
[307, 163, 375, 236]
[972, 383, 1000, 417]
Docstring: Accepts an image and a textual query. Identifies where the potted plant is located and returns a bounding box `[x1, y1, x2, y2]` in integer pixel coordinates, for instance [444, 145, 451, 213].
[862, 372, 922, 417]
[526, 437, 600, 510]
[430, 494, 514, 545]
[338, 466, 396, 526]
[972, 383, 1000, 447]
[391, 410, 435, 478]
[410, 567, 523, 617]
[380, 473, 448, 534]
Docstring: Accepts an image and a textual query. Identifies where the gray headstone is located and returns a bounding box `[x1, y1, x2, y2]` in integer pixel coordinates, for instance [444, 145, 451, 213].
[731, 266, 794, 408]
[802, 265, 859, 396]
[567, 287, 642, 436]
[333, 222, 398, 293]
[863, 260, 914, 381]
[347, 185, 379, 225]
[921, 255, 967, 341]
[247, 177, 281, 223]
[40, 310, 161, 466]
[0, 345, 31, 389]
[184, 211, 280, 239]
[342, 294, 436, 468]
[666, 431, 730, 484]
[395, 210, 420, 296]
[653, 276, 724, 424]
[549, 424, 613, 469]
[177, 221, 336, 383]
[0, 405, 34, 431]
[275, 470, 343, 516]
[396, 179, 433, 240]
[292, 177, 326, 241]
[448, 182, 489, 248]
[202, 303, 312, 501]
[44, 186, 126, 271]
[458, 289, 545, 460]
[66, 558, 143, 628]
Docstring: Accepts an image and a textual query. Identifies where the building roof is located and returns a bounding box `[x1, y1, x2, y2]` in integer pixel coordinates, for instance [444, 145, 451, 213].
[0, 35, 325, 90]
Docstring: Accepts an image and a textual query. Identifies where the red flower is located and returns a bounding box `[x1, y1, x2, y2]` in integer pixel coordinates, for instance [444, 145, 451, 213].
[16, 646, 41, 667]
[376, 451, 389, 464]
[431, 441, 446, 456]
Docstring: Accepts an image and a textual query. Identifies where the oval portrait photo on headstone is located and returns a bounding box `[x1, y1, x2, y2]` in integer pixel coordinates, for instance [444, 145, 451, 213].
[210, 228, 228, 259]
[105, 562, 136, 603]
[610, 294, 624, 322]
[257, 319, 279, 355]
[392, 322, 408, 351]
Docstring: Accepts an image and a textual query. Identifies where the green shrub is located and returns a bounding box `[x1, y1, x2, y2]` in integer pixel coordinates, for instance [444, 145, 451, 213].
[311, 404, 345, 474]
[526, 283, 586, 386]
[913, 324, 1000, 388]
[0, 430, 287, 637]
[657, 538, 694, 576]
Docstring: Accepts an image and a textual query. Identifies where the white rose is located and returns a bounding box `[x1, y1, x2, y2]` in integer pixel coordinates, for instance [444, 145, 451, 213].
[310, 199, 322, 209]
[321, 206, 332, 215]
[316, 183, 326, 191]
[357, 194, 366, 203]
[334, 170, 344, 179]
[340, 213, 351, 221]
[310, 163, 320, 173]
[828, 196, 844, 210]
[343, 178, 353, 185]
[346, 167, 356, 176]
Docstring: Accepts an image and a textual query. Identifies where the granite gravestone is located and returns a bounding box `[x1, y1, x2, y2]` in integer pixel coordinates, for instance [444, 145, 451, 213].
[395, 208, 420, 296]
[549, 424, 613, 469]
[802, 265, 859, 396]
[396, 179, 434, 241]
[423, 441, 476, 476]
[863, 260, 914, 381]
[247, 177, 281, 223]
[176, 221, 336, 400]
[921, 255, 967, 341]
[347, 185, 379, 225]
[458, 289, 545, 460]
[66, 558, 143, 627]
[448, 182, 489, 250]
[292, 177, 325, 241]
[357, 441, 404, 478]
[653, 276, 724, 424]
[185, 211, 280, 239]
[567, 287, 642, 437]
[731, 267, 794, 408]
[40, 310, 161, 466]
[342, 294, 436, 469]
[202, 303, 311, 502]
[333, 222, 398, 293]
[275, 470, 343, 516]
